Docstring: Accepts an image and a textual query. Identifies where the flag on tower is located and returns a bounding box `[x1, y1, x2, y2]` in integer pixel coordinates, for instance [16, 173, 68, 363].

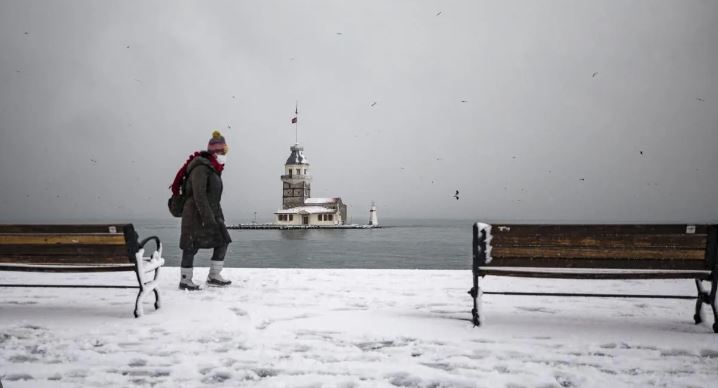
[291, 104, 298, 124]
[291, 116, 297, 124]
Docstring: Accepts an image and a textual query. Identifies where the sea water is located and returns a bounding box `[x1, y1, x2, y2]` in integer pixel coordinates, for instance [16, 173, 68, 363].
[135, 218, 473, 269]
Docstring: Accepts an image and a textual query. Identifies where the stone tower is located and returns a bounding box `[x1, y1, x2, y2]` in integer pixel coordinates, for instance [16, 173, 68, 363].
[281, 144, 311, 209]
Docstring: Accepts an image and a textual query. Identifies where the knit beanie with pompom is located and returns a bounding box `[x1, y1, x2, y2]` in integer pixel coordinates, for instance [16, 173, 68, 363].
[207, 130, 228, 154]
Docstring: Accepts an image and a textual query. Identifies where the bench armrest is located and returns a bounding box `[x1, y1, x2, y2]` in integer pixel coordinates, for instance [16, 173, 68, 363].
[138, 236, 161, 252]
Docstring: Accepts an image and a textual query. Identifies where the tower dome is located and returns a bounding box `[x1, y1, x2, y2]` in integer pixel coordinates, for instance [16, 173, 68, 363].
[281, 143, 312, 209]
[286, 144, 309, 165]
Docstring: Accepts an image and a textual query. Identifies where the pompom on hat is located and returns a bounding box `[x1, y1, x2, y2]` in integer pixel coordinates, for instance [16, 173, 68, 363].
[207, 130, 228, 154]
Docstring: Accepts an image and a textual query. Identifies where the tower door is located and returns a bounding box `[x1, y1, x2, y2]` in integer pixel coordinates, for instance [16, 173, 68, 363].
[303, 216, 309, 225]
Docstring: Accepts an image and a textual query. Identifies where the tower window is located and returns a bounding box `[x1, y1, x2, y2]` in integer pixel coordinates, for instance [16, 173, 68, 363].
[289, 215, 294, 221]
[288, 170, 292, 178]
[304, 169, 307, 175]
[296, 169, 300, 176]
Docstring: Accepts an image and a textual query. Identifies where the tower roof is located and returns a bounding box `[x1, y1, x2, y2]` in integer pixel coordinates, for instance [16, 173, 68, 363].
[286, 144, 309, 165]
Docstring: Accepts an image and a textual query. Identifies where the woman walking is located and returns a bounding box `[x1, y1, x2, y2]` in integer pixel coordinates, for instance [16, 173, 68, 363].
[178, 130, 232, 290]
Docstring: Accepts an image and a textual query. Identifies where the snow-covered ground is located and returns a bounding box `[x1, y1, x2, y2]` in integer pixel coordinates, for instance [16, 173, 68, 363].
[1, 268, 717, 387]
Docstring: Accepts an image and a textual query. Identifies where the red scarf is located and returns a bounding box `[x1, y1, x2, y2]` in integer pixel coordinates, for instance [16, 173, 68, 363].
[170, 152, 224, 195]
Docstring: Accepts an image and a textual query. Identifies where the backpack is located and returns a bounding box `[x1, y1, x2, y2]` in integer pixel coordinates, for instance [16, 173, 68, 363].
[167, 164, 203, 218]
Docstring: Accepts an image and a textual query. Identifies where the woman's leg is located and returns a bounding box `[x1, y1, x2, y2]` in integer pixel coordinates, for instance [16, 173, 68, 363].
[210, 244, 228, 262]
[179, 248, 200, 290]
[207, 244, 231, 286]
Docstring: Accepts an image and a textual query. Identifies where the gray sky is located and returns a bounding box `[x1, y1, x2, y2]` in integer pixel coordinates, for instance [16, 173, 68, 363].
[1, 0, 717, 223]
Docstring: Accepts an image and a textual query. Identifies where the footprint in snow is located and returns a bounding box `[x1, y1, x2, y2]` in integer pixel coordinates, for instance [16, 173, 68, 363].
[554, 372, 582, 387]
[121, 369, 170, 378]
[470, 338, 495, 344]
[659, 349, 694, 357]
[128, 358, 147, 367]
[201, 369, 232, 383]
[700, 349, 718, 358]
[8, 354, 39, 362]
[21, 324, 45, 330]
[357, 340, 397, 351]
[4, 373, 34, 381]
[515, 306, 557, 314]
[420, 362, 453, 371]
[229, 307, 248, 317]
[252, 368, 279, 378]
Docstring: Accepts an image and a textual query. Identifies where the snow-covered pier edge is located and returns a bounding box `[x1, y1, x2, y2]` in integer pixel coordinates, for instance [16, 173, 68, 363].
[1, 268, 718, 387]
[227, 223, 381, 230]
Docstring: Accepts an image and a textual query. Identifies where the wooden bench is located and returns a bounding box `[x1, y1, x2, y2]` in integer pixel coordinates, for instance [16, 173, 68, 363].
[0, 224, 164, 317]
[469, 223, 718, 332]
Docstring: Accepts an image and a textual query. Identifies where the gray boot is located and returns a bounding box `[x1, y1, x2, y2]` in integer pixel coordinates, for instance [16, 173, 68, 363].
[179, 267, 201, 291]
[207, 261, 232, 287]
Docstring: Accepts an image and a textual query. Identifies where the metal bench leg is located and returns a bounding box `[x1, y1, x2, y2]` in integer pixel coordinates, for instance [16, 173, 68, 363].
[695, 279, 706, 324]
[152, 266, 161, 310]
[709, 277, 718, 333]
[468, 272, 481, 326]
[153, 288, 161, 310]
[134, 289, 146, 318]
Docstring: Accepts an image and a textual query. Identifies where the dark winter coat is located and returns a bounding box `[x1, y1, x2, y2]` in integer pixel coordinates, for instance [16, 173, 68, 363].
[179, 153, 232, 251]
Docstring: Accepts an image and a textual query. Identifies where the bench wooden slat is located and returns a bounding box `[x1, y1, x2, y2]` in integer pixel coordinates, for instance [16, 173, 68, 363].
[490, 224, 708, 236]
[486, 257, 708, 270]
[492, 246, 706, 260]
[0, 244, 130, 256]
[0, 233, 127, 245]
[492, 234, 707, 249]
[0, 224, 131, 233]
[478, 267, 711, 280]
[0, 255, 133, 264]
[0, 263, 136, 272]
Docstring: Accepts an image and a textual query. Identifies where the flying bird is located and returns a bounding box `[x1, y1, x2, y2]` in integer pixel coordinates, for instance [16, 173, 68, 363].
[336, 32, 343, 35]
[592, 72, 598, 78]
[370, 101, 377, 107]
[579, 178, 585, 181]
[452, 190, 459, 200]
[460, 100, 467, 103]
[640, 151, 643, 155]
[436, 11, 442, 16]
[24, 32, 29, 35]
[697, 97, 705, 102]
